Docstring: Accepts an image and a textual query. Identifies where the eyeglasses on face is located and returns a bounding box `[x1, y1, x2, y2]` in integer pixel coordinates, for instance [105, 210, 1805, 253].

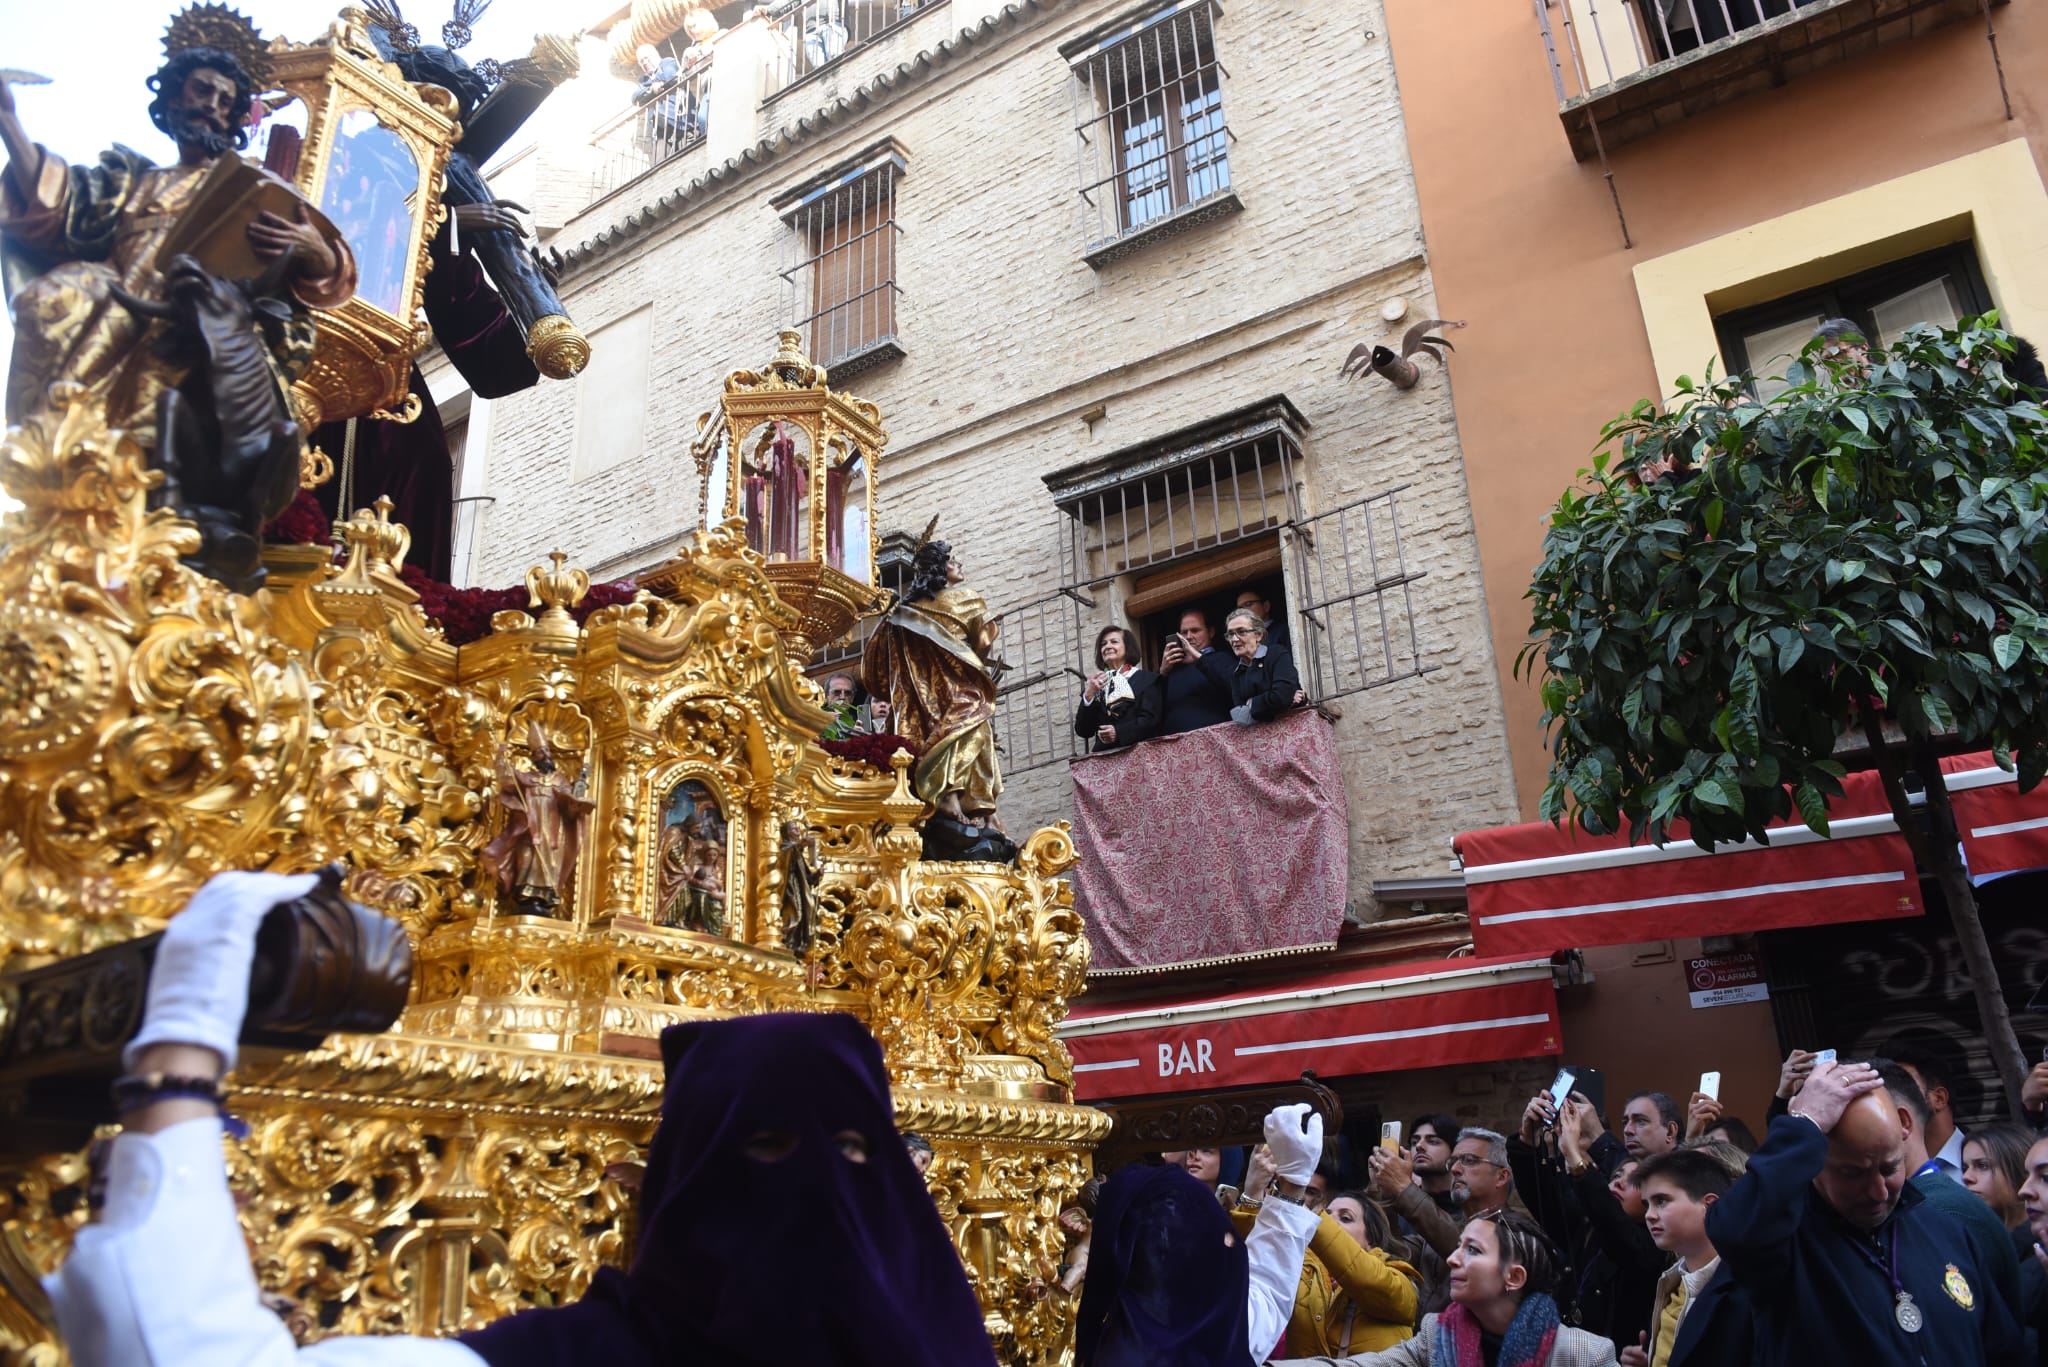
[1449, 1154, 1504, 1169]
[1225, 628, 1259, 639]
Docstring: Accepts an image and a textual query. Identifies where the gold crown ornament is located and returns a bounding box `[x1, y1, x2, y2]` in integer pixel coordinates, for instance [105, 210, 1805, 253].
[161, 2, 275, 89]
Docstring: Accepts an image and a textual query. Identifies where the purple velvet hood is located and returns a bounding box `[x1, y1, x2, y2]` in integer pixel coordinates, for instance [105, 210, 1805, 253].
[462, 1012, 997, 1367]
[1073, 1164, 1254, 1367]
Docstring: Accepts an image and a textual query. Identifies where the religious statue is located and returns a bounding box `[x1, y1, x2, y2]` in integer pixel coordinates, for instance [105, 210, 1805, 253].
[655, 779, 729, 935]
[0, 6, 358, 589]
[480, 724, 595, 916]
[863, 535, 1017, 862]
[778, 820, 820, 955]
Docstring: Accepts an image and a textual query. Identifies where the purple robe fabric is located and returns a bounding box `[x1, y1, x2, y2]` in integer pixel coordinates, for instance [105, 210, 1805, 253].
[460, 1012, 997, 1367]
[1074, 1164, 1255, 1367]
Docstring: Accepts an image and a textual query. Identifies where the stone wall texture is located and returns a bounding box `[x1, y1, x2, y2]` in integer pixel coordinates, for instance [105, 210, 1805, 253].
[463, 0, 1523, 915]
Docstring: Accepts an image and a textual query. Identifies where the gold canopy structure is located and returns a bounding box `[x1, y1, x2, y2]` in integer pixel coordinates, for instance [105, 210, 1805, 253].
[0, 339, 1104, 1358]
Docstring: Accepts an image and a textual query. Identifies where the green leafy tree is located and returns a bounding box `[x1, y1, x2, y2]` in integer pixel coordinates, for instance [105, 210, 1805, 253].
[1522, 319, 2048, 1115]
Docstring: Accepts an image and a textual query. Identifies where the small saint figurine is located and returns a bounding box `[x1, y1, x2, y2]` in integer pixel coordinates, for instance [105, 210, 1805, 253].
[480, 723, 595, 916]
[656, 781, 728, 935]
[778, 819, 820, 956]
[862, 534, 1016, 862]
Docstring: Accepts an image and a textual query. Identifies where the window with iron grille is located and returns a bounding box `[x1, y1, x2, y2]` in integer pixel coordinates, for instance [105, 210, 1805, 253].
[1037, 398, 1434, 711]
[1063, 0, 1237, 264]
[1044, 398, 1306, 590]
[774, 146, 905, 377]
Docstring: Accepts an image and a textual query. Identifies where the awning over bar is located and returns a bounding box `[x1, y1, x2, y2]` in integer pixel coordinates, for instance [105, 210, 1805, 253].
[1059, 955, 1560, 1101]
[1942, 751, 2048, 878]
[1455, 766, 1924, 958]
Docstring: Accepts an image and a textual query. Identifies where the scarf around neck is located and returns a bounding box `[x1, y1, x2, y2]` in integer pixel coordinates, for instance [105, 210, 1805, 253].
[1432, 1294, 1561, 1367]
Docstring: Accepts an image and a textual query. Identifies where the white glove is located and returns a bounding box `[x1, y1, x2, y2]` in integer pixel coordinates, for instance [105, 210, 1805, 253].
[1263, 1102, 1324, 1185]
[1230, 704, 1255, 726]
[124, 870, 320, 1072]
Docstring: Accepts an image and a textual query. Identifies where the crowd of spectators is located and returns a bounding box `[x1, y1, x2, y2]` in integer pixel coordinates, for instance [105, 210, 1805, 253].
[1074, 586, 1308, 752]
[1044, 1045, 2048, 1365]
[48, 872, 2048, 1367]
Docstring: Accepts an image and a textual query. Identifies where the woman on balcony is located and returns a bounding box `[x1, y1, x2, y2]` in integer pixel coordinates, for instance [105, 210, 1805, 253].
[1224, 607, 1305, 725]
[1073, 626, 1162, 753]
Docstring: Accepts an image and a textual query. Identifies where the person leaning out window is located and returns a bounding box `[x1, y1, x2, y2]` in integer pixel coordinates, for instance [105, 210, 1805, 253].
[1074, 626, 1162, 752]
[1223, 608, 1304, 725]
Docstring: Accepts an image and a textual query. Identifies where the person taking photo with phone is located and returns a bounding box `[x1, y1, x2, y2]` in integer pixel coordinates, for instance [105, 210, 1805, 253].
[1156, 607, 1237, 735]
[1232, 1148, 1422, 1359]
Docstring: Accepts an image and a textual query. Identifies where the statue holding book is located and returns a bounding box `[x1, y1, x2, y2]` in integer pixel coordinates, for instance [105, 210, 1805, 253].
[0, 5, 356, 585]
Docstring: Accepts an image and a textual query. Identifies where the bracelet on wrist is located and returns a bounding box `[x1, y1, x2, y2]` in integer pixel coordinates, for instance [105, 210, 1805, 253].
[111, 1071, 225, 1114]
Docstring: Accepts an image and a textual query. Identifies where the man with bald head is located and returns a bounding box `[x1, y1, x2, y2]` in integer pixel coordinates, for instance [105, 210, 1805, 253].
[1704, 1058, 2023, 1365]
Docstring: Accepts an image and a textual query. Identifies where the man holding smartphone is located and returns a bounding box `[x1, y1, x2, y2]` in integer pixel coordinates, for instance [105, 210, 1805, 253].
[1156, 608, 1237, 734]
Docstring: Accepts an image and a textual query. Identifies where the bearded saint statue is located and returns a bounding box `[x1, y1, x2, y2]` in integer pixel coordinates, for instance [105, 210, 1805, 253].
[0, 9, 356, 445]
[481, 724, 596, 917]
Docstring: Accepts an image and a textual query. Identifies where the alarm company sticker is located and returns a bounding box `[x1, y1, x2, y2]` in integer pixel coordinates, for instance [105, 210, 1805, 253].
[1944, 1263, 1975, 1311]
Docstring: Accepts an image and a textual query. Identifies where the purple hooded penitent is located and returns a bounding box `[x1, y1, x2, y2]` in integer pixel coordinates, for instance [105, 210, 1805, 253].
[1073, 1164, 1255, 1367]
[462, 1012, 998, 1367]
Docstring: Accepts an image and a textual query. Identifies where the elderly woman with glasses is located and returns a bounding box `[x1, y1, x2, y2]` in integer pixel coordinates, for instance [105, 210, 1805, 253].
[1223, 607, 1305, 725]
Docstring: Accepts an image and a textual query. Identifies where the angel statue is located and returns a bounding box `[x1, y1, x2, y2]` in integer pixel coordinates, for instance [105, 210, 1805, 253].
[863, 534, 1018, 863]
[480, 723, 596, 916]
[0, 5, 357, 590]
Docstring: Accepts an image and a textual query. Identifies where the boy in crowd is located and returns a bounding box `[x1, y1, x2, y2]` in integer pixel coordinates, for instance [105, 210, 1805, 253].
[1621, 1148, 1751, 1367]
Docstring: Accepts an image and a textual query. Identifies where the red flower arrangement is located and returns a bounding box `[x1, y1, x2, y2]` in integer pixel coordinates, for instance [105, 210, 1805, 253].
[263, 489, 332, 546]
[259, 499, 639, 644]
[394, 565, 639, 646]
[818, 732, 921, 769]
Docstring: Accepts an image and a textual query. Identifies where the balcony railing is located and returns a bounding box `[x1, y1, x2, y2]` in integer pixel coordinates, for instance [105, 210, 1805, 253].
[588, 65, 710, 204]
[1536, 0, 2005, 161]
[762, 0, 944, 95]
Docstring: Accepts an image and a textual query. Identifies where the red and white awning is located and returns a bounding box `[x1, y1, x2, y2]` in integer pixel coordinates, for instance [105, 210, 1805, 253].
[1059, 955, 1560, 1101]
[1456, 765, 1925, 958]
[1942, 751, 2048, 878]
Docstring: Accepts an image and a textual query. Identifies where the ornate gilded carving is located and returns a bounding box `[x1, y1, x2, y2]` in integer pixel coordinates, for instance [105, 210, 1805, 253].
[525, 316, 592, 381]
[0, 337, 1106, 1365]
[0, 386, 347, 965]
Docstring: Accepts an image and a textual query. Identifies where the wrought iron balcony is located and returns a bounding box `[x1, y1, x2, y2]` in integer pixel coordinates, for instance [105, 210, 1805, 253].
[1535, 0, 2006, 162]
[763, 0, 947, 96]
[588, 64, 710, 204]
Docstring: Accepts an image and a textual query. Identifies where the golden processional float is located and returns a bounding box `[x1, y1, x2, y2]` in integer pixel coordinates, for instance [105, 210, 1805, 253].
[0, 12, 1105, 1367]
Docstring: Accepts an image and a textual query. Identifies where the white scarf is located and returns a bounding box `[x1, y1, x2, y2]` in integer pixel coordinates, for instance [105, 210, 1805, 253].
[1102, 665, 1137, 706]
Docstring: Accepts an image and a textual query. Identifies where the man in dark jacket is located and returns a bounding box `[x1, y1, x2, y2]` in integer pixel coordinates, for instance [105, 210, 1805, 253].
[1222, 608, 1302, 723]
[1511, 1091, 1664, 1351]
[1709, 1058, 2025, 1367]
[1156, 608, 1236, 734]
[1877, 1061, 2022, 1320]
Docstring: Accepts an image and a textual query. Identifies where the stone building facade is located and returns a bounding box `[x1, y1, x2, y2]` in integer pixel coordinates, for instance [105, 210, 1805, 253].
[443, 0, 1522, 921]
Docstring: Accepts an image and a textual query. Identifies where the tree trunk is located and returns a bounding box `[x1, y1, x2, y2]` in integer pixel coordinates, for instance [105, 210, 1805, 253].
[1859, 705, 2031, 1119]
[1907, 739, 2032, 1121]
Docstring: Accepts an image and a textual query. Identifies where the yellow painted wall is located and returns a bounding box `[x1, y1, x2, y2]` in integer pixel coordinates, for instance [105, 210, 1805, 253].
[1634, 139, 2048, 394]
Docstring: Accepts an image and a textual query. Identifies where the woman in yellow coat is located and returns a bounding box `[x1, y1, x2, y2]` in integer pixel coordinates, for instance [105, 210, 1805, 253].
[1232, 1162, 1420, 1358]
[1289, 1191, 1422, 1356]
